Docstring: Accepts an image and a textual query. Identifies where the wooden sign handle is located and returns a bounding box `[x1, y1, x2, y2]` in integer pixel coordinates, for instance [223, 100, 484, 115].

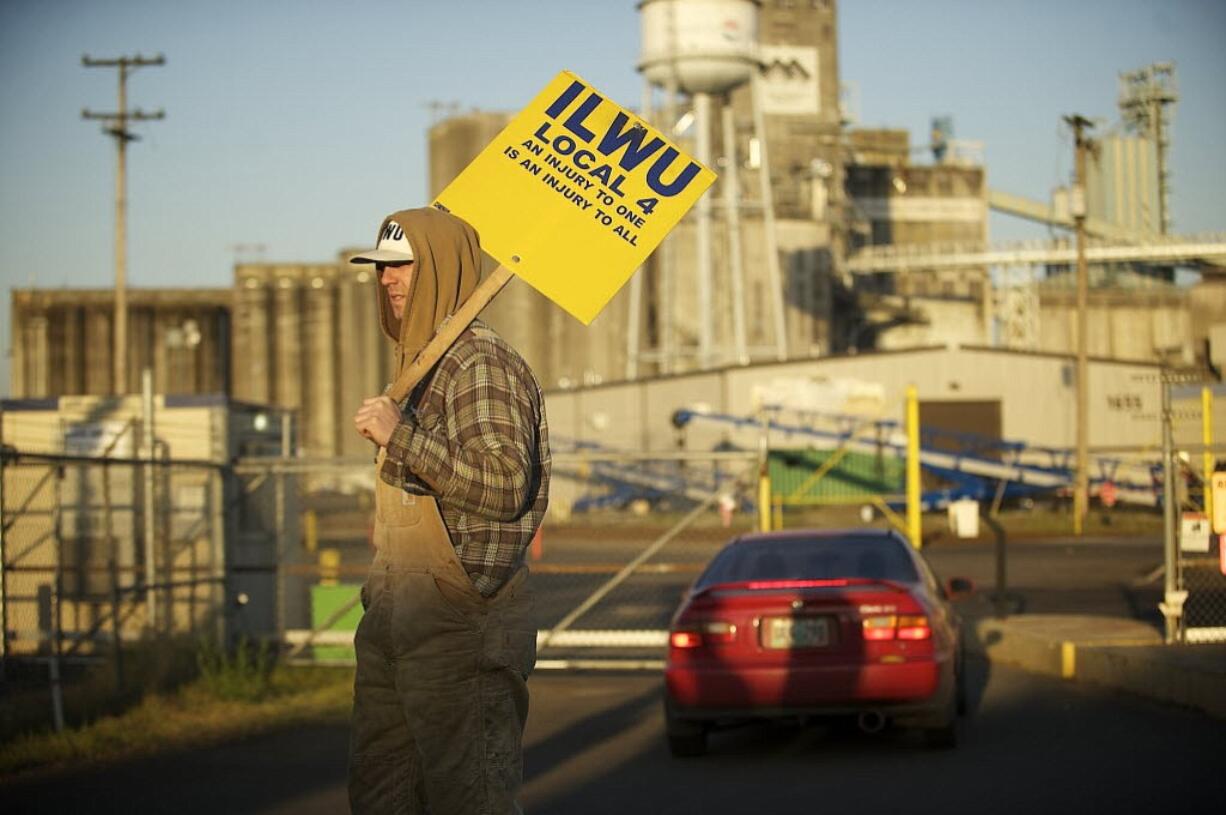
[385, 265, 514, 403]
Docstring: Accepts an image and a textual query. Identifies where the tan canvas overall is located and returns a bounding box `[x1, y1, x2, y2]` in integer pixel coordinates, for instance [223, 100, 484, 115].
[348, 450, 536, 815]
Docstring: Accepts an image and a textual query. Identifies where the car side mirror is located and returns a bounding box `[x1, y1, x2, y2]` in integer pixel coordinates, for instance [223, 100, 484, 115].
[946, 577, 975, 600]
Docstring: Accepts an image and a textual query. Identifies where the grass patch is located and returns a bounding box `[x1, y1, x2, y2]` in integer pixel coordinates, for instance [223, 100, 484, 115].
[0, 638, 206, 746]
[195, 636, 275, 702]
[0, 649, 353, 779]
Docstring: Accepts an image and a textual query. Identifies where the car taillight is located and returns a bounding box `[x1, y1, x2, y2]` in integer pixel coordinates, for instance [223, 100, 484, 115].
[896, 615, 931, 640]
[862, 615, 897, 641]
[861, 614, 930, 641]
[670, 631, 703, 648]
[670, 621, 737, 649]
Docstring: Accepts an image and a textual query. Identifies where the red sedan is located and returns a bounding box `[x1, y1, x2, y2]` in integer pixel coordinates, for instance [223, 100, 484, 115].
[664, 529, 972, 756]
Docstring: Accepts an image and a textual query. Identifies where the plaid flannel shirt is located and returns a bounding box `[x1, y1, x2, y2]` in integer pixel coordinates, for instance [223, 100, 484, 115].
[380, 320, 550, 596]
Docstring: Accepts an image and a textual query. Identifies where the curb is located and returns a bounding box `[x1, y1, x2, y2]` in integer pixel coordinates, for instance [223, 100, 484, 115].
[1074, 645, 1226, 719]
[967, 616, 1226, 720]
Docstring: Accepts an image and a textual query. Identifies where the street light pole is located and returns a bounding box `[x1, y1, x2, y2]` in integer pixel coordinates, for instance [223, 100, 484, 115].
[82, 53, 165, 394]
[1064, 114, 1094, 536]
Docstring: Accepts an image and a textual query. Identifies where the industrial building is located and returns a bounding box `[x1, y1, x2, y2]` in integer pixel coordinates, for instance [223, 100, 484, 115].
[9, 288, 231, 399]
[6, 0, 1224, 463]
[423, 0, 990, 382]
[539, 341, 1223, 523]
[229, 260, 392, 458]
[547, 345, 1166, 453]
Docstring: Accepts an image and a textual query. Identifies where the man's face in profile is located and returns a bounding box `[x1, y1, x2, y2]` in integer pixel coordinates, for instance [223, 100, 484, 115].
[378, 262, 414, 319]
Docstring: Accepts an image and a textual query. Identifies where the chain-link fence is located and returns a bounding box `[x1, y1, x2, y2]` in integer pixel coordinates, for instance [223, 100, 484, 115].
[1170, 382, 1226, 643]
[257, 451, 759, 666]
[536, 450, 759, 665]
[235, 457, 368, 663]
[6, 406, 1210, 704]
[768, 444, 906, 532]
[1, 452, 227, 657]
[0, 449, 232, 736]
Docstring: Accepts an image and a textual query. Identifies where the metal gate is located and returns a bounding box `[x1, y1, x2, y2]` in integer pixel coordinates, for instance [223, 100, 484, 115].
[272, 451, 758, 666]
[1168, 382, 1226, 643]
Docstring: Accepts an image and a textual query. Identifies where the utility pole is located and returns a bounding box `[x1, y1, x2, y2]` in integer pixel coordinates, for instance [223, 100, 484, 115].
[1065, 114, 1094, 535]
[1158, 373, 1183, 643]
[82, 53, 165, 395]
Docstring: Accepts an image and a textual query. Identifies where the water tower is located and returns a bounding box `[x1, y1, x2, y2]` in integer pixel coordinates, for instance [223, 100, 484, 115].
[633, 0, 787, 373]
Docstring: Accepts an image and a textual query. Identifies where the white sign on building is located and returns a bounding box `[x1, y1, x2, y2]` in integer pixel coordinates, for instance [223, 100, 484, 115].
[760, 45, 820, 115]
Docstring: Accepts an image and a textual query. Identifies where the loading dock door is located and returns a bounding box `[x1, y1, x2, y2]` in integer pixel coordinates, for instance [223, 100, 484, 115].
[918, 400, 1003, 490]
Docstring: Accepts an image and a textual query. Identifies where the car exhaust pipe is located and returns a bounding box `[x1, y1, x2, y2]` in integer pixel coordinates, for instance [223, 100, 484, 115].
[857, 710, 886, 734]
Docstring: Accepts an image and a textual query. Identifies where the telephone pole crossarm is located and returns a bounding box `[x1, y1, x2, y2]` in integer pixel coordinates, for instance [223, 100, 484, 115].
[82, 109, 165, 141]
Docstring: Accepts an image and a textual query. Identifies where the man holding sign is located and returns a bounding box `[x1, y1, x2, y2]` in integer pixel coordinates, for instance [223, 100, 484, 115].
[344, 70, 713, 814]
[348, 207, 550, 814]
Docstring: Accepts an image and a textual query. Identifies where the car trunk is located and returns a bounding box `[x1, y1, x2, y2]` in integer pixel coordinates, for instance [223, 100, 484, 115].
[668, 580, 941, 707]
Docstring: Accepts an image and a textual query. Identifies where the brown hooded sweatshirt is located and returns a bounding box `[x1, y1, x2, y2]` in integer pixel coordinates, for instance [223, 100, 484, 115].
[374, 207, 481, 385]
[373, 208, 550, 596]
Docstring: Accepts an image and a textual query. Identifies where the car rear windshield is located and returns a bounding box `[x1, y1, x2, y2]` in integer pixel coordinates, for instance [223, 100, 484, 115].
[697, 536, 919, 588]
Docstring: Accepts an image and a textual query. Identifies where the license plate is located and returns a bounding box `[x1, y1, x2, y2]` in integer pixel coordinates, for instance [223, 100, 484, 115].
[763, 616, 830, 649]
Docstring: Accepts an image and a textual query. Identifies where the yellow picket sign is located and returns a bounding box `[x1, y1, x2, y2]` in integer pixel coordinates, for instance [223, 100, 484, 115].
[435, 70, 717, 325]
[388, 70, 715, 401]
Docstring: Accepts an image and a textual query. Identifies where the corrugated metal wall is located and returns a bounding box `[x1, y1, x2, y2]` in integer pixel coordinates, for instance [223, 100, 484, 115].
[1089, 135, 1161, 235]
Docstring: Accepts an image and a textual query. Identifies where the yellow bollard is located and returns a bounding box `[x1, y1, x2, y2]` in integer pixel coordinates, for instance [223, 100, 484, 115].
[319, 547, 340, 586]
[758, 469, 772, 533]
[1060, 641, 1077, 679]
[905, 385, 922, 549]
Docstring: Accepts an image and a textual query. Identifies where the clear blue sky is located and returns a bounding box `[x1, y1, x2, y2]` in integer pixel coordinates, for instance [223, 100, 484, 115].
[2, 0, 1223, 393]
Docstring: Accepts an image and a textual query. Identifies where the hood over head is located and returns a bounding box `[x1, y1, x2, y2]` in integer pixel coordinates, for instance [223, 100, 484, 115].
[354, 207, 481, 373]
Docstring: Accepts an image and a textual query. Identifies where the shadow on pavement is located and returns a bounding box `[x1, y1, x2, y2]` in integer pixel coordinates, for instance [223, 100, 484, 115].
[524, 677, 662, 783]
[523, 662, 1226, 815]
[0, 721, 351, 815]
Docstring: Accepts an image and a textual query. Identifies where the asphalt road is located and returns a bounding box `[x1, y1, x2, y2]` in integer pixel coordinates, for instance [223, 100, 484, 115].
[2, 532, 1199, 814]
[519, 660, 1225, 815]
[2, 657, 1223, 815]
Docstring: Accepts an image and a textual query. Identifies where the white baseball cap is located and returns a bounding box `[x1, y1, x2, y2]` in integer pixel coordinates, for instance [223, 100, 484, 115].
[349, 216, 415, 264]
